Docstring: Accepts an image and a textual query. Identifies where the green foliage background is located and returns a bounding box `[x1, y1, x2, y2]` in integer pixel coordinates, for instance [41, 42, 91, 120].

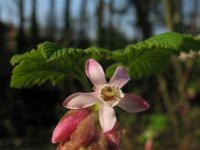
[8, 32, 200, 149]
[11, 32, 200, 89]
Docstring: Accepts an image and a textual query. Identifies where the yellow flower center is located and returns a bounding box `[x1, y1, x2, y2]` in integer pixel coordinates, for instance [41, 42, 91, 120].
[99, 85, 124, 106]
[100, 86, 116, 101]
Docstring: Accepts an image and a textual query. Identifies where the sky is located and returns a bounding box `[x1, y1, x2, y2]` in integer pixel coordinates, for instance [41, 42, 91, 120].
[0, 0, 198, 40]
[0, 0, 91, 26]
[0, 0, 137, 39]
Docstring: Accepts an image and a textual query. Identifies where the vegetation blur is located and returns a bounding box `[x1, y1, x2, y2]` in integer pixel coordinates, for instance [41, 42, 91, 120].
[0, 0, 200, 149]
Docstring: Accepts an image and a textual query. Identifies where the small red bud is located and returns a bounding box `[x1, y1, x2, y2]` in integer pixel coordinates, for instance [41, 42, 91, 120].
[52, 108, 91, 143]
[105, 123, 123, 150]
[144, 139, 153, 150]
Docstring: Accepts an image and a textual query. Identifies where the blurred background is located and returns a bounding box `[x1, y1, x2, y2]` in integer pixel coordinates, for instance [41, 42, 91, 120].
[0, 0, 200, 149]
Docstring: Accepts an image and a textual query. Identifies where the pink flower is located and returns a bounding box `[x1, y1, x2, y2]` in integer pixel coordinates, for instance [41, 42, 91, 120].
[51, 108, 91, 143]
[63, 59, 149, 132]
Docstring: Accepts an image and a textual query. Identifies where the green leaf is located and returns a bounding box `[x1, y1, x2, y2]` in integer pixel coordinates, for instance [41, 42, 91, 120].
[40, 41, 62, 60]
[10, 42, 110, 89]
[11, 49, 42, 65]
[10, 49, 69, 88]
[139, 114, 169, 142]
[110, 32, 200, 79]
[11, 33, 200, 88]
[147, 114, 168, 132]
[126, 32, 200, 55]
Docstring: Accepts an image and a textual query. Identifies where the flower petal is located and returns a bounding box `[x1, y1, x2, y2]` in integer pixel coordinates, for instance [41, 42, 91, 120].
[109, 66, 130, 88]
[99, 103, 116, 132]
[85, 59, 106, 88]
[63, 92, 98, 109]
[117, 94, 150, 112]
[51, 108, 91, 143]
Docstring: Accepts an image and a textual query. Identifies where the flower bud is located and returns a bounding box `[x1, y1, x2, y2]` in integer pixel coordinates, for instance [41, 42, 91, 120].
[56, 141, 77, 150]
[105, 123, 123, 150]
[88, 123, 123, 150]
[52, 108, 124, 149]
[70, 113, 97, 148]
[88, 133, 108, 150]
[52, 108, 91, 143]
[144, 139, 153, 150]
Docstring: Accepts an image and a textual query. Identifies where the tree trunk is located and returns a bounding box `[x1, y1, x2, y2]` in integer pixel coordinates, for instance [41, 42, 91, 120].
[31, 0, 39, 45]
[17, 0, 26, 52]
[189, 0, 199, 34]
[132, 0, 152, 39]
[47, 0, 56, 39]
[107, 0, 114, 49]
[97, 0, 105, 46]
[62, 0, 71, 46]
[173, 0, 183, 32]
[163, 0, 183, 32]
[77, 0, 89, 48]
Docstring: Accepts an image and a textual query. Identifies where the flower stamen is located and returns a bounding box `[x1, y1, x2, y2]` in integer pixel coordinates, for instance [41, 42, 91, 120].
[99, 85, 124, 104]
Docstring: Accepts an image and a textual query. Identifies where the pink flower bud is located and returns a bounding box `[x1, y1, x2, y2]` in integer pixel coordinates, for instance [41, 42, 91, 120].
[88, 133, 108, 150]
[56, 141, 77, 150]
[88, 123, 123, 150]
[105, 123, 123, 150]
[52, 108, 91, 143]
[70, 113, 97, 148]
[145, 139, 153, 150]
